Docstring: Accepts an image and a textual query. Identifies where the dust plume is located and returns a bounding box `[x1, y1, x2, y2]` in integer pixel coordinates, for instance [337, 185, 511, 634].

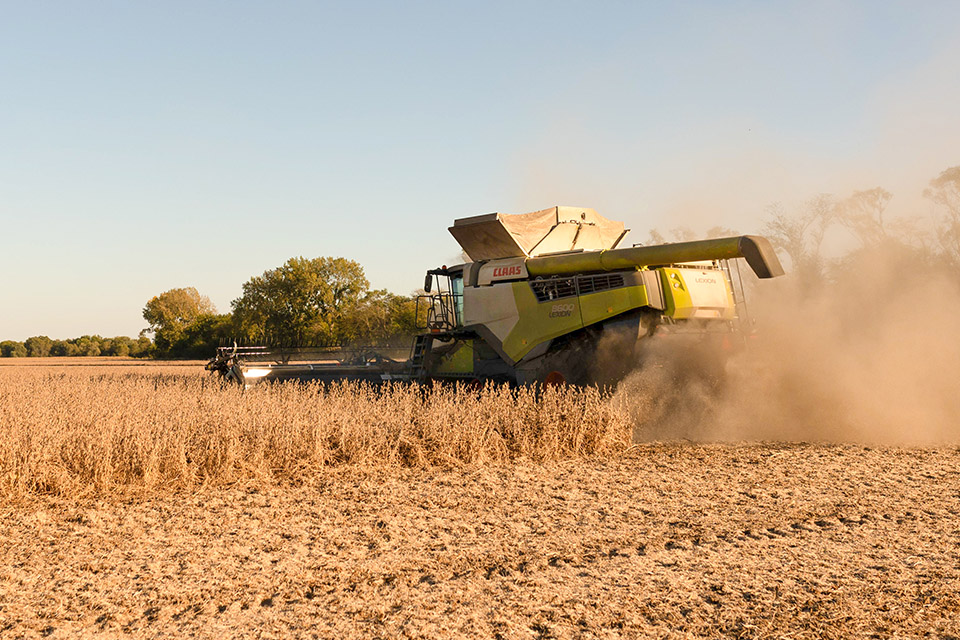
[615, 247, 960, 444]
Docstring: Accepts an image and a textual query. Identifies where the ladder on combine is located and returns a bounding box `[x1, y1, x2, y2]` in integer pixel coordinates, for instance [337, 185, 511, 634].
[408, 334, 432, 379]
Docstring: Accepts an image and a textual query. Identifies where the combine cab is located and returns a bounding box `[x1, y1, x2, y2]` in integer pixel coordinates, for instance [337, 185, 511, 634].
[207, 206, 783, 388]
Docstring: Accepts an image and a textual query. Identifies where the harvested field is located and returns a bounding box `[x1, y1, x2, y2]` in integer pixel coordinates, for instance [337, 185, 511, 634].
[1, 365, 959, 638]
[4, 445, 960, 638]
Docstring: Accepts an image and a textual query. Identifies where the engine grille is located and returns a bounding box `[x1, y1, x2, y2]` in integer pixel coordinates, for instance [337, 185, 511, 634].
[530, 277, 577, 301]
[530, 273, 626, 302]
[576, 273, 625, 295]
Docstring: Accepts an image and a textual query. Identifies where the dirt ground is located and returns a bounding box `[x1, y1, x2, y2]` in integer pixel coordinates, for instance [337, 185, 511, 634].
[2, 443, 958, 639]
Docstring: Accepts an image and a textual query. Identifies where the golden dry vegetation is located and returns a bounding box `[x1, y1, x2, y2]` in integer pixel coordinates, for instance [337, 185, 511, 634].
[0, 367, 628, 496]
[2, 364, 959, 639]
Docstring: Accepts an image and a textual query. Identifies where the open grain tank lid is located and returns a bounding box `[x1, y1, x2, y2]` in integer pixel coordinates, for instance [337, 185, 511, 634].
[449, 206, 628, 261]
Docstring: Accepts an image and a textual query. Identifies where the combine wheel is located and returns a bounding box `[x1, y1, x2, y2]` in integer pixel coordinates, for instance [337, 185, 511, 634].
[544, 371, 567, 386]
[532, 334, 593, 386]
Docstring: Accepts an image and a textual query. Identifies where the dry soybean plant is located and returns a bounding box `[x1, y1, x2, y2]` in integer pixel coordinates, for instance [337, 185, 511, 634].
[0, 368, 631, 496]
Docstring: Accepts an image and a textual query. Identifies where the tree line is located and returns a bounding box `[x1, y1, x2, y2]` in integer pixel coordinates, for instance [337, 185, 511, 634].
[0, 335, 153, 358]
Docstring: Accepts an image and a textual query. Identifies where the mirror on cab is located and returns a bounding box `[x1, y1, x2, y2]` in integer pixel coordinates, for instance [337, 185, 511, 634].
[424, 272, 433, 293]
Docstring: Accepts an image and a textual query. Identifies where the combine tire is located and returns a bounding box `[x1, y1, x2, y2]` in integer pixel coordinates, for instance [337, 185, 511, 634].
[544, 371, 567, 386]
[532, 333, 593, 386]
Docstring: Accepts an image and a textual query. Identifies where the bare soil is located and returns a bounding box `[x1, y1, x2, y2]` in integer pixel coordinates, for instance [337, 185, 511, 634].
[3, 443, 958, 639]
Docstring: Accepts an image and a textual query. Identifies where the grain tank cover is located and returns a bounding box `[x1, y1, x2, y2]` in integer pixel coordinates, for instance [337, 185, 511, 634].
[449, 206, 628, 261]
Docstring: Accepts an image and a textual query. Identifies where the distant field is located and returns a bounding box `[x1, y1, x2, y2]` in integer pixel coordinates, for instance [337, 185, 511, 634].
[0, 362, 958, 638]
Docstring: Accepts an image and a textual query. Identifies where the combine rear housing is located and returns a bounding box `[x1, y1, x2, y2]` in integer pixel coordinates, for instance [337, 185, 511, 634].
[207, 206, 783, 388]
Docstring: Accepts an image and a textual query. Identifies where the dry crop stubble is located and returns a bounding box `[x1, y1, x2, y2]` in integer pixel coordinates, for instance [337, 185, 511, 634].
[2, 443, 959, 638]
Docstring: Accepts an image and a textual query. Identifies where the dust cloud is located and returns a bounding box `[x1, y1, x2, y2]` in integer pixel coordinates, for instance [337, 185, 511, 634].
[614, 247, 960, 444]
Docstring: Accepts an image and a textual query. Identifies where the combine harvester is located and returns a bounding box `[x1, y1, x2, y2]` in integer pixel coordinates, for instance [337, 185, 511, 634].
[207, 206, 784, 388]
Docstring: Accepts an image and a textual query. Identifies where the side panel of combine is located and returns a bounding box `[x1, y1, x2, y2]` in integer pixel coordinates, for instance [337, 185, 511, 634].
[660, 268, 736, 320]
[462, 284, 520, 345]
[578, 272, 653, 327]
[494, 271, 657, 363]
[501, 282, 585, 362]
[431, 339, 475, 374]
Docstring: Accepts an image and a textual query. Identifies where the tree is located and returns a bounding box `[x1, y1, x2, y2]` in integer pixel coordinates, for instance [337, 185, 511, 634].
[704, 226, 739, 239]
[167, 314, 233, 359]
[925, 165, 960, 215]
[924, 165, 960, 270]
[50, 340, 80, 357]
[644, 227, 697, 243]
[339, 290, 419, 346]
[644, 226, 739, 246]
[232, 257, 369, 345]
[103, 336, 132, 357]
[646, 229, 666, 245]
[24, 335, 53, 357]
[762, 194, 836, 285]
[667, 227, 697, 242]
[837, 187, 892, 247]
[129, 336, 154, 358]
[74, 335, 102, 357]
[0, 341, 27, 357]
[142, 287, 217, 354]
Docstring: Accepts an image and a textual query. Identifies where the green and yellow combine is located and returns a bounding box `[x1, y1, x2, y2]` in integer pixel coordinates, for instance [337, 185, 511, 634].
[207, 206, 784, 387]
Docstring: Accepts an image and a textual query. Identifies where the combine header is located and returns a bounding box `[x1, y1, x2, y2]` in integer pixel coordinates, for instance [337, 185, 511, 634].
[207, 206, 784, 387]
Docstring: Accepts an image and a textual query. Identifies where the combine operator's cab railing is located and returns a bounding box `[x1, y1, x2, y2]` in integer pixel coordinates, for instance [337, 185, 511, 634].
[418, 267, 464, 333]
[416, 292, 463, 333]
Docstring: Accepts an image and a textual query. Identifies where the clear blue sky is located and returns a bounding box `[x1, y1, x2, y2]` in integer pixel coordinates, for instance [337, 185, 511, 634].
[2, 1, 958, 340]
